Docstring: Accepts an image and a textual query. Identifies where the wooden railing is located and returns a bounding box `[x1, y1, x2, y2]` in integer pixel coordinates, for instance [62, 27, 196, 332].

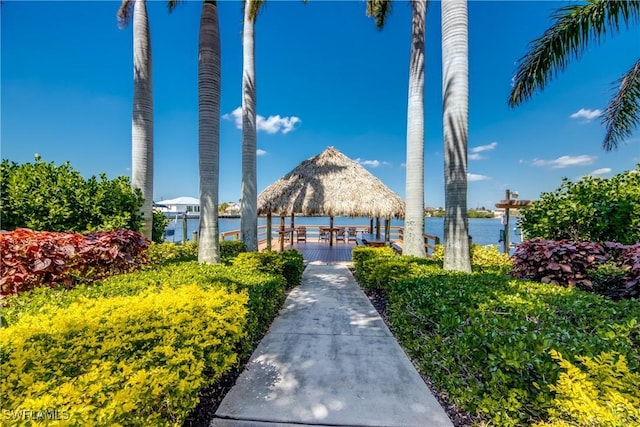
[221, 225, 441, 255]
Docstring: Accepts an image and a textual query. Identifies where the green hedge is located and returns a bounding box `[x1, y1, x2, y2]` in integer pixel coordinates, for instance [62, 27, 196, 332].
[232, 250, 304, 288]
[353, 252, 640, 426]
[4, 262, 286, 358]
[351, 246, 397, 283]
[0, 284, 247, 426]
[146, 241, 248, 266]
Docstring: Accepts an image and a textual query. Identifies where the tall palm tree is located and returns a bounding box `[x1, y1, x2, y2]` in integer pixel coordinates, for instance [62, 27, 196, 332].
[367, 0, 427, 258]
[170, 0, 222, 263]
[441, 0, 471, 272]
[509, 0, 640, 151]
[241, 0, 263, 252]
[118, 0, 154, 240]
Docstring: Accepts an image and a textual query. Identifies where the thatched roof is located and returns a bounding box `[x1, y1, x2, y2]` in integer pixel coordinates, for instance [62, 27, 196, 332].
[258, 146, 405, 218]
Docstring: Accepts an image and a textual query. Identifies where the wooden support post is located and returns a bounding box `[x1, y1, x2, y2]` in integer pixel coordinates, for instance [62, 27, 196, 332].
[266, 213, 272, 251]
[182, 213, 188, 243]
[384, 216, 391, 244]
[279, 215, 285, 252]
[375, 217, 381, 239]
[329, 216, 334, 247]
[290, 213, 295, 244]
[369, 218, 374, 234]
[503, 189, 510, 254]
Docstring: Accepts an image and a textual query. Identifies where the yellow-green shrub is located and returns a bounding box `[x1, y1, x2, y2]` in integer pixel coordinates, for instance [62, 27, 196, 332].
[351, 246, 396, 283]
[433, 244, 512, 272]
[535, 350, 640, 427]
[2, 262, 286, 361]
[470, 244, 512, 272]
[146, 241, 198, 265]
[0, 285, 247, 426]
[358, 256, 440, 293]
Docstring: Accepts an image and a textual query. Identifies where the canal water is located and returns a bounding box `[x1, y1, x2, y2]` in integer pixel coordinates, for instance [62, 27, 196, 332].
[164, 216, 523, 249]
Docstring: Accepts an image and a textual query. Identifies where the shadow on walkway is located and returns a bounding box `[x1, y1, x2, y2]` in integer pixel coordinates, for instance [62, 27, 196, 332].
[211, 263, 453, 427]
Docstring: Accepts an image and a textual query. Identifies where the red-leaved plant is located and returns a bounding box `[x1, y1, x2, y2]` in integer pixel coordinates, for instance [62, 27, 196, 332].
[511, 239, 639, 300]
[511, 239, 610, 287]
[0, 228, 149, 297]
[618, 244, 640, 299]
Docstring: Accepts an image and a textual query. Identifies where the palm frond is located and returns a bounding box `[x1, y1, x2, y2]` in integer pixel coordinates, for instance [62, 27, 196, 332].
[602, 58, 640, 151]
[117, 0, 133, 29]
[366, 0, 392, 30]
[242, 0, 265, 23]
[167, 0, 182, 13]
[509, 0, 640, 107]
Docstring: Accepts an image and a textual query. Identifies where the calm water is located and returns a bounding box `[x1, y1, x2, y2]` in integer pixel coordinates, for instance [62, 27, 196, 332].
[164, 215, 523, 249]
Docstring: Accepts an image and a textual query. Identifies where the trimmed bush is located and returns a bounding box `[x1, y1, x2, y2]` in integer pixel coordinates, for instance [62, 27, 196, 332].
[220, 240, 247, 262]
[434, 244, 512, 273]
[351, 246, 396, 283]
[352, 250, 640, 425]
[3, 262, 287, 358]
[358, 256, 440, 293]
[280, 249, 305, 288]
[387, 273, 640, 426]
[0, 228, 149, 296]
[232, 250, 304, 288]
[146, 241, 198, 265]
[0, 285, 248, 426]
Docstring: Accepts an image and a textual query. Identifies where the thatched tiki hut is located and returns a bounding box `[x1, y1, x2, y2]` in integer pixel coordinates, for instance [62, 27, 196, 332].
[258, 146, 405, 248]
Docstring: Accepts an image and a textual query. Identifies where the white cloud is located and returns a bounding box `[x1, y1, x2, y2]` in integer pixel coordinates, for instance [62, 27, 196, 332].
[356, 158, 391, 168]
[532, 155, 596, 168]
[471, 142, 498, 153]
[222, 107, 301, 134]
[570, 108, 602, 122]
[469, 142, 497, 160]
[256, 149, 267, 156]
[590, 167, 611, 176]
[400, 163, 406, 168]
[467, 173, 491, 182]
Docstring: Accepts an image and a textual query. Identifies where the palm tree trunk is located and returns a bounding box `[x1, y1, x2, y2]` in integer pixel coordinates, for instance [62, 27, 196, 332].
[198, 0, 221, 263]
[403, 0, 427, 258]
[131, 0, 153, 240]
[241, 0, 258, 252]
[442, 0, 471, 272]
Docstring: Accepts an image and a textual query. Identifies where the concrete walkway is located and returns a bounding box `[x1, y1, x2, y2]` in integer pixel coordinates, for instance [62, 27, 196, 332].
[211, 262, 453, 427]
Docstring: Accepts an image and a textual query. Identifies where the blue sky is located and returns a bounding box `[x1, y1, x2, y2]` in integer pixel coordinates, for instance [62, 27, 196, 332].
[2, 1, 639, 210]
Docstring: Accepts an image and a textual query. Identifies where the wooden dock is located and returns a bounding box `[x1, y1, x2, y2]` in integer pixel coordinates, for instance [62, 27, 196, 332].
[258, 239, 357, 264]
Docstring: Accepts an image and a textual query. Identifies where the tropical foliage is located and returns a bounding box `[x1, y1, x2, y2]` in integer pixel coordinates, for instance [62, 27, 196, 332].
[1, 284, 248, 426]
[534, 350, 640, 427]
[519, 167, 640, 244]
[0, 157, 143, 233]
[509, 0, 640, 150]
[511, 239, 640, 300]
[0, 228, 149, 297]
[1, 248, 298, 425]
[353, 249, 640, 426]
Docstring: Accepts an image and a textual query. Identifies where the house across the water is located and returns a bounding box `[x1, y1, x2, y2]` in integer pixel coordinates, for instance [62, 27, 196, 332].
[155, 196, 200, 217]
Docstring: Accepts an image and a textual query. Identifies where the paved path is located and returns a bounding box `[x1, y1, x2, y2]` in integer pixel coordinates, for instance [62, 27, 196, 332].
[211, 262, 453, 427]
